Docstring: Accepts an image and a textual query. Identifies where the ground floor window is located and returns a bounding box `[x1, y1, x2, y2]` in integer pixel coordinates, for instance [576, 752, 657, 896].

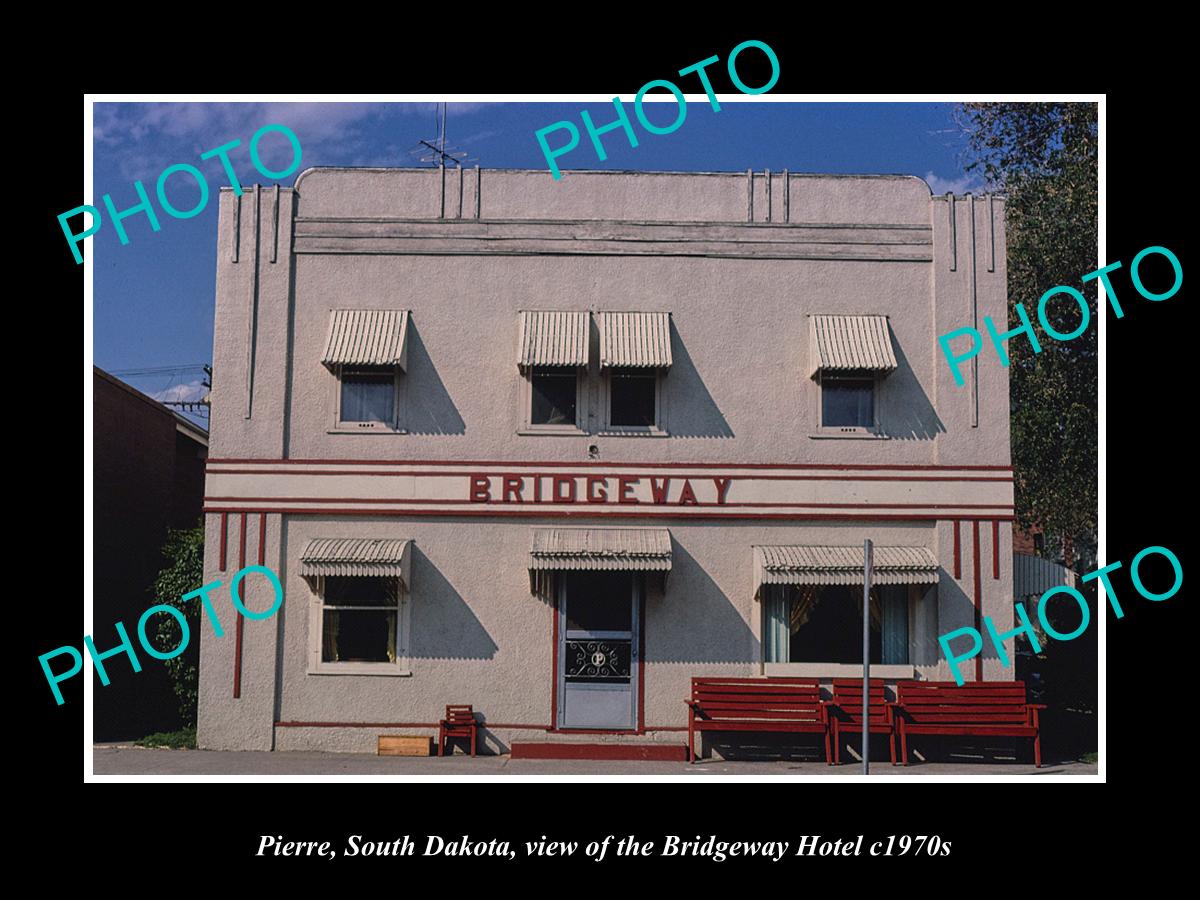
[764, 584, 910, 664]
[320, 575, 400, 663]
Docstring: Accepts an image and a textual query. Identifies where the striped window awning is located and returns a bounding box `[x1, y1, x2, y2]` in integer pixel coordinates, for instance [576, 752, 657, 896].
[1014, 552, 1077, 599]
[809, 315, 897, 376]
[597, 311, 672, 369]
[753, 545, 939, 598]
[529, 528, 672, 593]
[300, 538, 413, 588]
[517, 310, 589, 370]
[321, 309, 410, 371]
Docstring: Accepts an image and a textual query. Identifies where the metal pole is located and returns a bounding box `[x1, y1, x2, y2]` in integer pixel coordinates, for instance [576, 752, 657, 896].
[863, 539, 873, 775]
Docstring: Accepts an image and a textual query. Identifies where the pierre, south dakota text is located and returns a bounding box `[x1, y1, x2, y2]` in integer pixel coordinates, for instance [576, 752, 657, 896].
[257, 833, 951, 860]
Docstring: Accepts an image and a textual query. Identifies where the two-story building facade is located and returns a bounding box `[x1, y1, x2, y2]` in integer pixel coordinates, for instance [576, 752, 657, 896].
[197, 167, 1015, 757]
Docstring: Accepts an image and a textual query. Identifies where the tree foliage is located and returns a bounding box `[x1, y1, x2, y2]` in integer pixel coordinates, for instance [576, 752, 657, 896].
[957, 103, 1098, 563]
[151, 522, 204, 725]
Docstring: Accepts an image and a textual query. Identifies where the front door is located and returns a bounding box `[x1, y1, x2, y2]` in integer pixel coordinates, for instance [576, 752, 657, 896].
[557, 572, 639, 730]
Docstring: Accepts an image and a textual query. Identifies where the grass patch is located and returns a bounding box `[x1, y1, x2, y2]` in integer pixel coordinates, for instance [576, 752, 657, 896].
[1080, 751, 1098, 764]
[135, 726, 196, 750]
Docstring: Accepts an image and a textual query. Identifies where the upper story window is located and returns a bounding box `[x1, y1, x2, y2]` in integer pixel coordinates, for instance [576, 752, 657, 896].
[518, 310, 588, 434]
[820, 373, 876, 428]
[609, 371, 657, 426]
[340, 368, 397, 424]
[321, 309, 409, 433]
[809, 314, 897, 437]
[597, 311, 671, 435]
[530, 367, 580, 426]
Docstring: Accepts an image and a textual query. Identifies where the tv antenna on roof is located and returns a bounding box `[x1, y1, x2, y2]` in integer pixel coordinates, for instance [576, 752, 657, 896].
[409, 102, 476, 168]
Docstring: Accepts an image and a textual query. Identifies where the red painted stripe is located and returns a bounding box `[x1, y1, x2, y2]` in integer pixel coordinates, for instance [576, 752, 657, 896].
[973, 521, 982, 682]
[992, 520, 1000, 580]
[204, 506, 1016, 522]
[258, 513, 266, 566]
[953, 520, 961, 578]
[204, 495, 1014, 511]
[208, 456, 1013, 472]
[210, 467, 1013, 483]
[234, 513, 247, 699]
[219, 511, 228, 571]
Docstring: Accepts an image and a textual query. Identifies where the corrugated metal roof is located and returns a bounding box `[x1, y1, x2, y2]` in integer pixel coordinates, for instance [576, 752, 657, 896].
[809, 315, 897, 375]
[321, 310, 409, 370]
[1014, 552, 1077, 598]
[597, 311, 672, 369]
[530, 528, 673, 571]
[755, 545, 938, 596]
[300, 538, 412, 584]
[517, 310, 589, 369]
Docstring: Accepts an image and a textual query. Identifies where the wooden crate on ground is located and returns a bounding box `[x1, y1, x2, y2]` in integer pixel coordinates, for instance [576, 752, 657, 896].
[377, 735, 432, 757]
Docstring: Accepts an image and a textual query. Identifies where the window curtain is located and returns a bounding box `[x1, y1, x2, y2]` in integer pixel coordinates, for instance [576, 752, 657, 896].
[853, 587, 883, 632]
[386, 611, 398, 663]
[764, 587, 789, 663]
[788, 585, 822, 633]
[881, 586, 909, 664]
[322, 611, 341, 662]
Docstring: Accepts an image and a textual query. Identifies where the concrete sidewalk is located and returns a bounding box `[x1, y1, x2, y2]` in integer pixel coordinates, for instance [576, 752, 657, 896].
[93, 745, 1097, 776]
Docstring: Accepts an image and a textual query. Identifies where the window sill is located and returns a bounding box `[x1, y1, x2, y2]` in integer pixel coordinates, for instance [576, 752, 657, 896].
[808, 430, 889, 440]
[517, 426, 589, 436]
[308, 663, 412, 676]
[765, 663, 914, 678]
[597, 428, 669, 438]
[328, 426, 407, 435]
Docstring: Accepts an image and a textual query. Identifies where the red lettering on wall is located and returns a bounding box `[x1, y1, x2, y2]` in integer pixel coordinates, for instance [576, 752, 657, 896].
[503, 476, 524, 503]
[678, 479, 698, 505]
[587, 476, 608, 503]
[713, 477, 733, 505]
[469, 476, 491, 502]
[469, 472, 736, 506]
[618, 476, 640, 504]
[553, 476, 577, 502]
[650, 477, 671, 504]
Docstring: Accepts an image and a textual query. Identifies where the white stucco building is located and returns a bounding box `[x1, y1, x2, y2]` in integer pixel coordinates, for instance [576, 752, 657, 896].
[197, 166, 1015, 757]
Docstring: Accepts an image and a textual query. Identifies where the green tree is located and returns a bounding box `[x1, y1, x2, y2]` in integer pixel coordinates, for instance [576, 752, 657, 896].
[151, 522, 204, 725]
[956, 102, 1098, 565]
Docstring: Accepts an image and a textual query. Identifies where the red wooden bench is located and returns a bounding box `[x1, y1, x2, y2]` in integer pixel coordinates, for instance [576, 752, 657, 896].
[893, 681, 1046, 767]
[438, 704, 478, 757]
[685, 677, 829, 764]
[826, 678, 897, 765]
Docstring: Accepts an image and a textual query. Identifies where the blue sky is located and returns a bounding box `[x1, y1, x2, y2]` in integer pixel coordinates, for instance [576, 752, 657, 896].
[90, 101, 981, 416]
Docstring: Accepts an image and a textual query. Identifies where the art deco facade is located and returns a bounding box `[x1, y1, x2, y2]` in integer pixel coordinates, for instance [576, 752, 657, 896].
[197, 167, 1015, 754]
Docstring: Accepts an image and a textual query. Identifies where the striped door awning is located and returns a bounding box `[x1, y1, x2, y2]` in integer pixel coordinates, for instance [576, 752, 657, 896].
[753, 545, 939, 598]
[529, 528, 672, 593]
[809, 315, 898, 376]
[597, 311, 673, 369]
[517, 310, 590, 370]
[300, 538, 413, 588]
[321, 310, 410, 370]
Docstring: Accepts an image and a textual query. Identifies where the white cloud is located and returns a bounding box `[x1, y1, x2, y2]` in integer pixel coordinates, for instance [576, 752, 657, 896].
[152, 380, 207, 403]
[93, 102, 502, 184]
[923, 170, 986, 195]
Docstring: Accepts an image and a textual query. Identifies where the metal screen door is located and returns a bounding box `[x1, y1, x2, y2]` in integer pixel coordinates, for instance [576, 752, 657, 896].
[556, 572, 640, 730]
